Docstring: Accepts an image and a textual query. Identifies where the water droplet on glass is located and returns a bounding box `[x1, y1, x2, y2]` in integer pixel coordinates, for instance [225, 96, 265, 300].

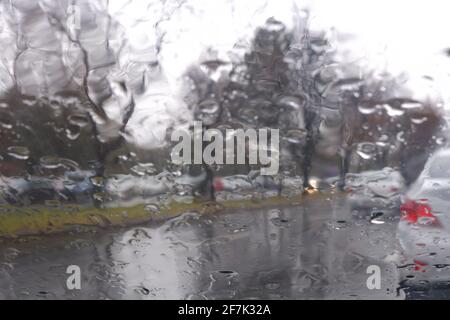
[144, 203, 160, 214]
[197, 99, 220, 125]
[237, 108, 259, 124]
[411, 116, 428, 124]
[356, 142, 376, 160]
[277, 95, 305, 110]
[135, 286, 150, 296]
[0, 113, 13, 129]
[376, 135, 389, 148]
[68, 114, 89, 127]
[284, 129, 307, 144]
[265, 282, 281, 290]
[93, 192, 106, 202]
[90, 176, 104, 187]
[358, 105, 376, 115]
[271, 216, 290, 228]
[396, 131, 405, 143]
[382, 104, 405, 117]
[435, 137, 445, 145]
[7, 146, 30, 160]
[65, 126, 81, 140]
[40, 156, 61, 169]
[131, 163, 156, 176]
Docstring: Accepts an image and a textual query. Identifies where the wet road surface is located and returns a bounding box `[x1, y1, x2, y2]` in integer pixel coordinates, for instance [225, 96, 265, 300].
[0, 194, 405, 299]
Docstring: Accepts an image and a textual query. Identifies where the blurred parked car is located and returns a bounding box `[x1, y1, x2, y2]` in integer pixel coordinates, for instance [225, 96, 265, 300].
[0, 176, 62, 205]
[344, 167, 406, 212]
[105, 170, 208, 206]
[398, 148, 450, 287]
[213, 173, 304, 199]
[0, 170, 96, 206]
[59, 170, 96, 204]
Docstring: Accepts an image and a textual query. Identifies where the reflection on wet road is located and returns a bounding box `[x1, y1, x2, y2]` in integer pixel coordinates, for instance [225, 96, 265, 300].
[0, 195, 404, 299]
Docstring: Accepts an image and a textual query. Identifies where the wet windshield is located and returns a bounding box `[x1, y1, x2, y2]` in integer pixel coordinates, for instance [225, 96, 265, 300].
[1, 0, 450, 302]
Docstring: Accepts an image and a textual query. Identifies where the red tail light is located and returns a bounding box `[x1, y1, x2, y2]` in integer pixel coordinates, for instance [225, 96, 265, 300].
[400, 199, 441, 227]
[413, 259, 428, 272]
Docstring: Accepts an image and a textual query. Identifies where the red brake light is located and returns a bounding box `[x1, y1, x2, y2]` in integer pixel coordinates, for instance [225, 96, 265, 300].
[400, 199, 441, 227]
[413, 259, 428, 272]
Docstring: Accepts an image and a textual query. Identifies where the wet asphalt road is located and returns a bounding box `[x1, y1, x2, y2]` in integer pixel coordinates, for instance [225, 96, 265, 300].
[0, 194, 406, 299]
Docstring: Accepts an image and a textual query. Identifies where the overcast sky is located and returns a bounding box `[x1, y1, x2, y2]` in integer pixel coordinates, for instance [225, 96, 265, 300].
[107, 0, 450, 148]
[307, 0, 450, 104]
[139, 0, 450, 106]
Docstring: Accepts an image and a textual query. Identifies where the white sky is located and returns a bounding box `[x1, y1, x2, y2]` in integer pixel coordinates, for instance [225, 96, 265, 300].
[107, 0, 450, 148]
[138, 0, 450, 107]
[306, 0, 450, 105]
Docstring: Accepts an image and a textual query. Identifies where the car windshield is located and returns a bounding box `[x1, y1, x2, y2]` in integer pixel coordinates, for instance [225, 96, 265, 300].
[3, 0, 450, 302]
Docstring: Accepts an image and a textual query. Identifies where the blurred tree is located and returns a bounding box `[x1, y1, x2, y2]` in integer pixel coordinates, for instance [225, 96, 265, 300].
[183, 13, 444, 197]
